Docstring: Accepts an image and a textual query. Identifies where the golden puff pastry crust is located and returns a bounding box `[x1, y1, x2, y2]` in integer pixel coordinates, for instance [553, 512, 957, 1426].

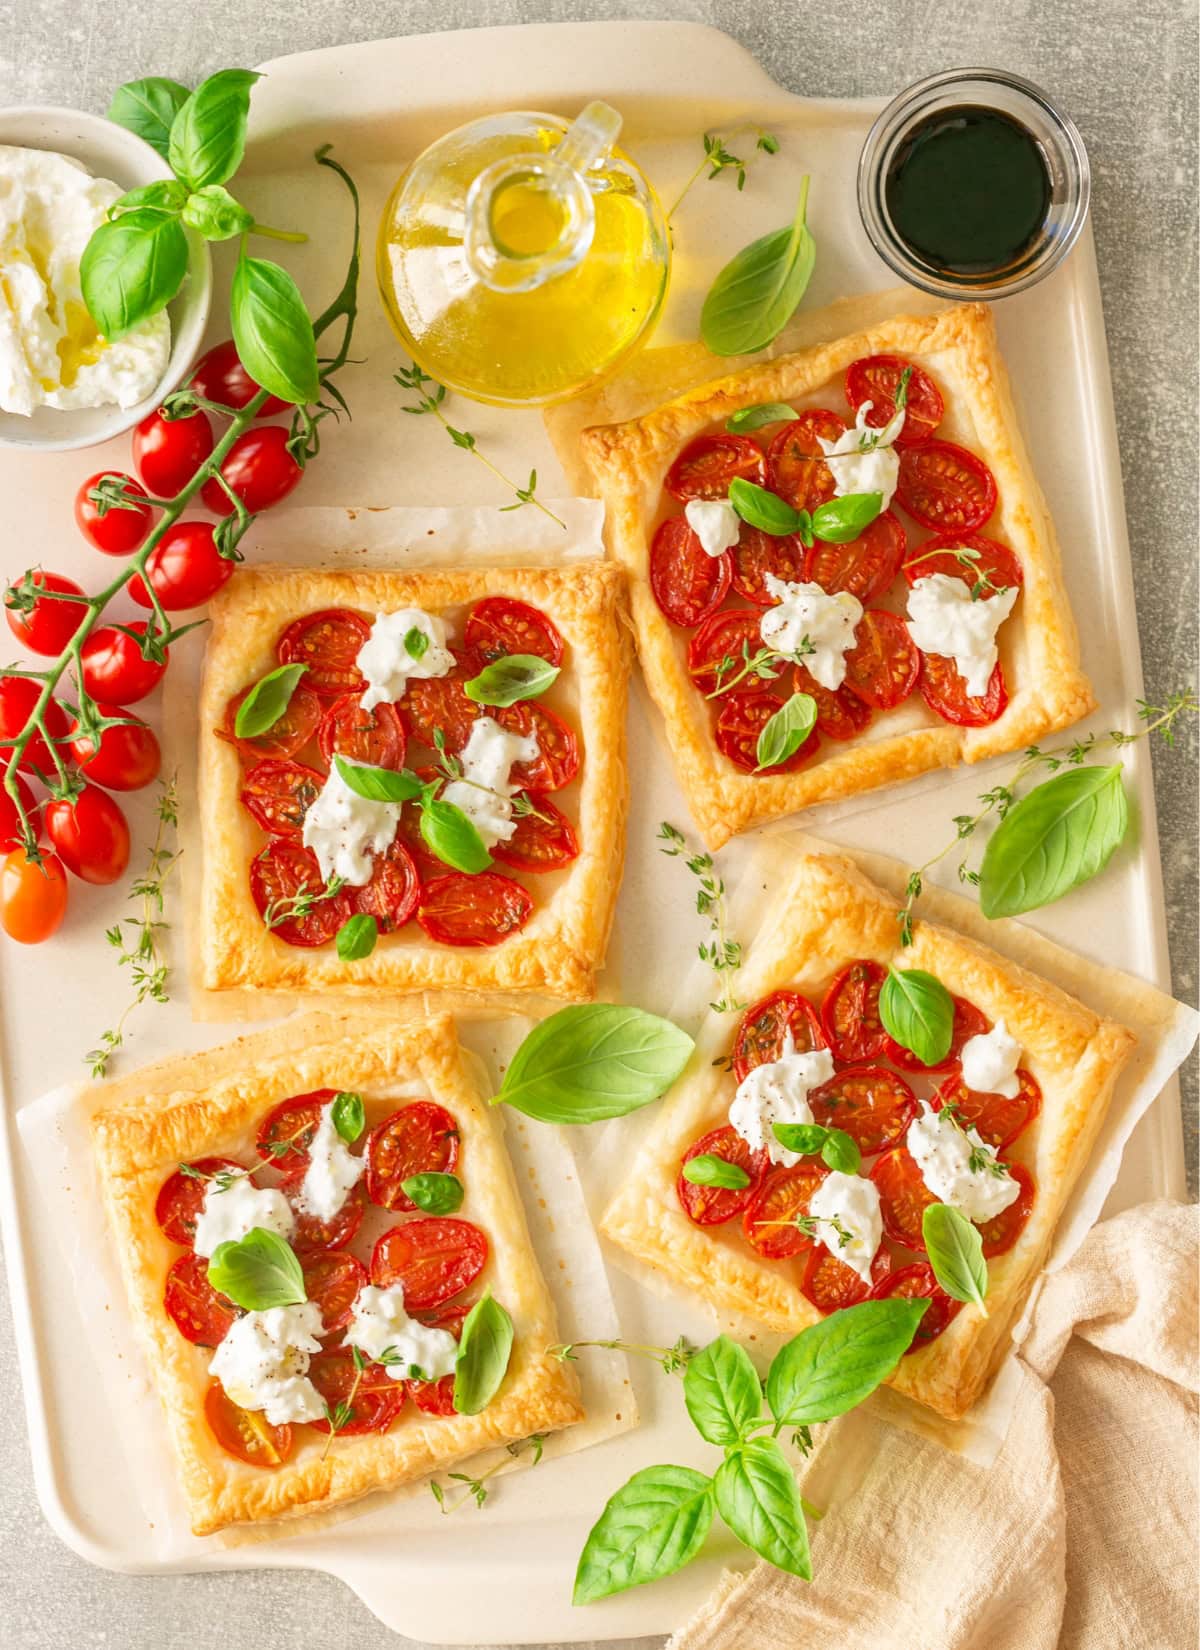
[600, 849, 1135, 1420]
[578, 302, 1094, 849]
[91, 1010, 583, 1535]
[197, 561, 629, 1002]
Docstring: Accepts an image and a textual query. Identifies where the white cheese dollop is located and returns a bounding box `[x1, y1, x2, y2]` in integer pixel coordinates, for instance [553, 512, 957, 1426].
[807, 1170, 883, 1285]
[759, 574, 862, 691]
[729, 1036, 836, 1167]
[816, 400, 905, 510]
[191, 1175, 295, 1260]
[905, 574, 1019, 698]
[906, 1103, 1021, 1223]
[0, 146, 170, 417]
[684, 498, 742, 558]
[343, 1283, 458, 1383]
[302, 758, 400, 886]
[440, 715, 539, 848]
[208, 1302, 326, 1425]
[959, 1017, 1022, 1098]
[358, 608, 455, 711]
[293, 1101, 366, 1223]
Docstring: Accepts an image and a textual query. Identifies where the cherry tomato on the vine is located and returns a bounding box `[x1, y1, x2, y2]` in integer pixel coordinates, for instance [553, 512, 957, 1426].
[201, 426, 302, 516]
[68, 704, 161, 791]
[0, 676, 69, 774]
[80, 623, 167, 704]
[45, 786, 131, 885]
[0, 848, 68, 943]
[74, 471, 153, 555]
[132, 407, 214, 497]
[191, 339, 287, 417]
[128, 520, 235, 611]
[0, 770, 37, 849]
[5, 571, 89, 656]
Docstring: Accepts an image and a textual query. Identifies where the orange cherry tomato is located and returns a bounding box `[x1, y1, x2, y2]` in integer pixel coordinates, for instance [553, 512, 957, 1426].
[0, 848, 68, 943]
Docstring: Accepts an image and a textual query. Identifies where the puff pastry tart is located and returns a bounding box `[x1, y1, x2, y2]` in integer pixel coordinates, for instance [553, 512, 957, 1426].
[600, 850, 1135, 1419]
[197, 562, 628, 1000]
[578, 303, 1094, 848]
[92, 1012, 582, 1535]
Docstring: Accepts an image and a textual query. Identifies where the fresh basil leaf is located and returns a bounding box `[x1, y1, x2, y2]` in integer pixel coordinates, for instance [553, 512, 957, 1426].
[403, 626, 429, 661]
[168, 67, 260, 190]
[80, 209, 190, 337]
[231, 254, 320, 406]
[106, 77, 191, 162]
[713, 1438, 811, 1579]
[979, 765, 1129, 919]
[765, 1298, 928, 1426]
[331, 1090, 365, 1143]
[496, 1004, 694, 1124]
[878, 967, 955, 1066]
[700, 176, 816, 356]
[453, 1292, 513, 1415]
[682, 1335, 762, 1445]
[464, 654, 561, 708]
[206, 1227, 306, 1311]
[573, 1464, 714, 1604]
[334, 755, 423, 803]
[182, 183, 254, 241]
[420, 797, 492, 873]
[108, 179, 188, 217]
[725, 402, 799, 434]
[402, 1170, 464, 1215]
[756, 691, 817, 770]
[682, 1154, 751, 1190]
[820, 1127, 861, 1176]
[923, 1203, 988, 1311]
[335, 913, 377, 961]
[234, 662, 307, 739]
[811, 491, 884, 543]
[729, 477, 805, 536]
[771, 1121, 828, 1156]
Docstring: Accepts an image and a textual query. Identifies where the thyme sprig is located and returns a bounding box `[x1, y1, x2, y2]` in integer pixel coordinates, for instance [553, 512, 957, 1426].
[707, 638, 815, 701]
[901, 543, 1011, 601]
[658, 822, 744, 1013]
[668, 126, 780, 220]
[428, 1432, 547, 1514]
[261, 872, 346, 932]
[430, 730, 553, 824]
[320, 1345, 366, 1459]
[548, 1335, 696, 1375]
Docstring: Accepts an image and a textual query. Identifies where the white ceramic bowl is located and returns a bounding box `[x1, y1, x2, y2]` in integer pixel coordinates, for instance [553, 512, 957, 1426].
[0, 105, 212, 453]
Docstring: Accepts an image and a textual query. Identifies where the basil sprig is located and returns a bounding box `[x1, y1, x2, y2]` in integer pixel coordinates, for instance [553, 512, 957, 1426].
[681, 1154, 751, 1190]
[331, 1090, 365, 1142]
[402, 1171, 465, 1215]
[763, 1298, 927, 1426]
[420, 797, 492, 873]
[725, 402, 799, 434]
[464, 654, 560, 708]
[812, 491, 885, 543]
[453, 1292, 514, 1415]
[729, 477, 884, 547]
[714, 1439, 812, 1579]
[729, 477, 805, 537]
[333, 755, 423, 803]
[701, 175, 816, 356]
[235, 663, 307, 739]
[167, 68, 259, 190]
[403, 626, 429, 661]
[574, 1466, 715, 1604]
[106, 77, 190, 161]
[923, 1203, 988, 1314]
[495, 1004, 693, 1124]
[979, 765, 1128, 919]
[80, 208, 190, 339]
[756, 691, 817, 771]
[182, 184, 253, 241]
[878, 966, 954, 1066]
[683, 1336, 761, 1444]
[206, 1226, 306, 1311]
[771, 1121, 861, 1175]
[336, 914, 377, 961]
[231, 254, 321, 407]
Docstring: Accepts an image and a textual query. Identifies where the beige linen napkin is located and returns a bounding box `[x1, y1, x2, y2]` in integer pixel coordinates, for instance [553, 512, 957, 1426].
[670, 1202, 1198, 1650]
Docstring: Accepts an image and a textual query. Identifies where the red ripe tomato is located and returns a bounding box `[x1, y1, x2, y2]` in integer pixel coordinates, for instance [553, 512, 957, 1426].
[240, 759, 324, 837]
[0, 847, 67, 942]
[677, 1124, 766, 1226]
[0, 676, 70, 774]
[820, 959, 889, 1063]
[794, 665, 873, 743]
[352, 840, 420, 932]
[44, 785, 130, 885]
[204, 1382, 293, 1467]
[128, 520, 234, 611]
[277, 608, 370, 697]
[317, 695, 405, 770]
[902, 532, 1023, 592]
[79, 623, 167, 704]
[870, 1261, 962, 1350]
[729, 525, 807, 606]
[286, 1176, 366, 1255]
[417, 871, 533, 947]
[68, 704, 161, 791]
[842, 610, 919, 710]
[886, 994, 989, 1074]
[732, 989, 827, 1082]
[491, 793, 578, 872]
[154, 1157, 244, 1245]
[308, 1349, 406, 1436]
[715, 688, 819, 774]
[74, 471, 153, 555]
[370, 1217, 488, 1311]
[201, 426, 302, 516]
[223, 679, 322, 762]
[133, 407, 214, 497]
[365, 1101, 461, 1210]
[0, 770, 37, 849]
[932, 1068, 1042, 1152]
[919, 655, 1009, 728]
[845, 355, 944, 448]
[191, 339, 287, 417]
[896, 441, 998, 532]
[802, 1242, 891, 1313]
[870, 1148, 937, 1250]
[665, 433, 767, 501]
[975, 1163, 1035, 1257]
[687, 608, 763, 691]
[465, 596, 564, 667]
[742, 1161, 828, 1258]
[649, 516, 731, 628]
[507, 703, 580, 793]
[164, 1251, 237, 1346]
[410, 1374, 457, 1416]
[5, 571, 88, 656]
[302, 1251, 368, 1335]
[804, 511, 907, 603]
[767, 411, 845, 514]
[809, 1065, 918, 1156]
[249, 840, 352, 948]
[255, 1090, 339, 1168]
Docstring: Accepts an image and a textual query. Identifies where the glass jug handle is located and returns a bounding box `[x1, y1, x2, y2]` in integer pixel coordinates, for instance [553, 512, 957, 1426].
[556, 101, 623, 176]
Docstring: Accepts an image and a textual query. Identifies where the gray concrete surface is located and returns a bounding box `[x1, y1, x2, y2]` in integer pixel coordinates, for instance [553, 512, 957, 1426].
[0, 1, 1195, 1646]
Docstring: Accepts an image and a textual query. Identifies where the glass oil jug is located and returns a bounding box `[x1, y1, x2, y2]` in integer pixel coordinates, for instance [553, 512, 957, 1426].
[376, 101, 671, 406]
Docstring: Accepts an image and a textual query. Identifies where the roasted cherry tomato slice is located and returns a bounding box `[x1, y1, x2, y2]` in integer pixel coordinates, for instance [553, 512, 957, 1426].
[255, 1089, 338, 1168]
[810, 1064, 918, 1156]
[370, 1217, 488, 1311]
[0, 675, 69, 773]
[665, 433, 767, 501]
[932, 1068, 1042, 1151]
[886, 994, 989, 1074]
[250, 841, 352, 948]
[845, 355, 944, 448]
[164, 1251, 238, 1346]
[133, 406, 214, 497]
[191, 339, 288, 417]
[201, 425, 303, 516]
[687, 608, 763, 690]
[902, 532, 1023, 592]
[352, 839, 420, 932]
[732, 988, 827, 1082]
[0, 847, 66, 942]
[677, 1124, 767, 1226]
[871, 1147, 937, 1250]
[506, 703, 579, 793]
[286, 1176, 366, 1255]
[919, 655, 1009, 728]
[410, 1374, 457, 1415]
[317, 694, 405, 769]
[366, 1101, 461, 1212]
[74, 471, 152, 555]
[240, 758, 324, 838]
[402, 655, 480, 752]
[308, 1349, 406, 1435]
[44, 784, 130, 885]
[794, 665, 873, 742]
[801, 1242, 891, 1313]
[843, 609, 919, 710]
[224, 679, 323, 761]
[277, 608, 371, 698]
[79, 622, 166, 705]
[155, 1157, 244, 1246]
[729, 524, 807, 606]
[649, 516, 731, 627]
[766, 410, 846, 514]
[68, 703, 161, 791]
[743, 1161, 828, 1258]
[715, 688, 819, 774]
[5, 570, 88, 655]
[821, 960, 889, 1063]
[491, 793, 579, 872]
[896, 440, 998, 532]
[417, 1298, 473, 1335]
[205, 1381, 293, 1466]
[804, 510, 906, 603]
[464, 596, 564, 666]
[418, 870, 534, 947]
[870, 1261, 962, 1349]
[975, 1163, 1035, 1257]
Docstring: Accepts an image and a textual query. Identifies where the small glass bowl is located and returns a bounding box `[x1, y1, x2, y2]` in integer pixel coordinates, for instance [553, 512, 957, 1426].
[858, 68, 1090, 300]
